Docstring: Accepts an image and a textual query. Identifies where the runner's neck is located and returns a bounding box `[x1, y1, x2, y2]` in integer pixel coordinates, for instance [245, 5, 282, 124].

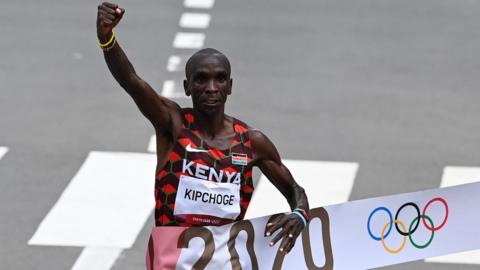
[192, 107, 229, 139]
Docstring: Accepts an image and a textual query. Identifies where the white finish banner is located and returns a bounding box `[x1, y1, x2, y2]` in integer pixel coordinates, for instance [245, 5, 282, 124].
[146, 182, 480, 269]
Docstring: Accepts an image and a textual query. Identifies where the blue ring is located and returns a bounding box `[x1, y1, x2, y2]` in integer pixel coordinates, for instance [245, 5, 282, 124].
[367, 207, 393, 241]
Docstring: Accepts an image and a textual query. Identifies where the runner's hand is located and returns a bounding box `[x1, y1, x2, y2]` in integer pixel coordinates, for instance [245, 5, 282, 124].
[265, 213, 305, 254]
[96, 2, 125, 39]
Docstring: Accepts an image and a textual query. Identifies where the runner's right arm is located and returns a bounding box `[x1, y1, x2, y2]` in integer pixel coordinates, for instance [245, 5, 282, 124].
[96, 2, 182, 135]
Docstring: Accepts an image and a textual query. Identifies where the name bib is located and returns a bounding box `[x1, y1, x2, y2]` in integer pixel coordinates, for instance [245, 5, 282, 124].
[174, 175, 241, 225]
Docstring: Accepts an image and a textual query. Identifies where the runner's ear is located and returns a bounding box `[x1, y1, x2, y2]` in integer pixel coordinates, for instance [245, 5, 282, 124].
[227, 78, 233, 95]
[184, 79, 191, 96]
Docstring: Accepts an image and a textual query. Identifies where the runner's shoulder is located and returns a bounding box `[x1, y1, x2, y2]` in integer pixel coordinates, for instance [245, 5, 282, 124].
[247, 128, 262, 139]
[160, 101, 183, 123]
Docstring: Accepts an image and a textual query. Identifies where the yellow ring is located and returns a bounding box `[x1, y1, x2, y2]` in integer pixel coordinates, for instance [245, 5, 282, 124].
[381, 220, 407, 254]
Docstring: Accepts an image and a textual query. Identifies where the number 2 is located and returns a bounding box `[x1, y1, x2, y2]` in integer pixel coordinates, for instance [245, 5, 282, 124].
[177, 227, 215, 270]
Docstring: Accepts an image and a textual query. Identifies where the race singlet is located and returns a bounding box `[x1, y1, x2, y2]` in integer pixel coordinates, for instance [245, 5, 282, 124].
[154, 108, 254, 227]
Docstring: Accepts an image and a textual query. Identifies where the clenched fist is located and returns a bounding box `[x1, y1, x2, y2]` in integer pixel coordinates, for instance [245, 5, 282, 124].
[97, 2, 125, 41]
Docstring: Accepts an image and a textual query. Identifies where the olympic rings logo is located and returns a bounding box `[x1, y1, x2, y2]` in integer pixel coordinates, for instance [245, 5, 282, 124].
[367, 197, 449, 254]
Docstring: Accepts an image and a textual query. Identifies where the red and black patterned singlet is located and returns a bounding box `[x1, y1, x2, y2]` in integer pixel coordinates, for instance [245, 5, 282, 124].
[154, 108, 254, 227]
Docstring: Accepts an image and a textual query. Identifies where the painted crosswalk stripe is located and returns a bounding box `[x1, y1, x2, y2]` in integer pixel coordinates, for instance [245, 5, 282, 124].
[28, 151, 156, 247]
[161, 80, 175, 98]
[161, 80, 185, 98]
[28, 151, 156, 268]
[173, 32, 205, 49]
[183, 0, 215, 9]
[147, 134, 156, 153]
[425, 166, 480, 265]
[72, 247, 123, 270]
[0, 147, 8, 160]
[179, 13, 211, 29]
[166, 55, 183, 72]
[245, 160, 358, 219]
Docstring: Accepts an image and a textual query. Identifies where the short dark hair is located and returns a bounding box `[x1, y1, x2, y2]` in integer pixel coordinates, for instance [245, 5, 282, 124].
[185, 48, 231, 79]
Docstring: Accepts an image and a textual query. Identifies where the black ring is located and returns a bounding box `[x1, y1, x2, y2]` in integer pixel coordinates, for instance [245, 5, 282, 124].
[394, 202, 420, 236]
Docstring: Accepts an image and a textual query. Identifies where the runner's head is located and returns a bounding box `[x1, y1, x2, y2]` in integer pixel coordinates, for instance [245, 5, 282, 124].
[184, 48, 232, 115]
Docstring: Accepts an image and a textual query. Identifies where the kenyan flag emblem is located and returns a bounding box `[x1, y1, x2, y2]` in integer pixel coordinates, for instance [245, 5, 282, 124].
[232, 153, 248, 165]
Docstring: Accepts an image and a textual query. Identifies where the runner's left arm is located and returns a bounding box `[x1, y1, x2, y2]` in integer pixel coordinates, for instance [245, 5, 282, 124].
[250, 130, 309, 254]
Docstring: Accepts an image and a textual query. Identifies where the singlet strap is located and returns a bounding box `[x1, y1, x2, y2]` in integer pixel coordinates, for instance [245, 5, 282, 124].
[181, 108, 195, 129]
[232, 117, 250, 146]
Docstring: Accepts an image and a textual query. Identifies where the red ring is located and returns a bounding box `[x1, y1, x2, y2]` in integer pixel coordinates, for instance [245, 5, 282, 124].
[422, 197, 448, 231]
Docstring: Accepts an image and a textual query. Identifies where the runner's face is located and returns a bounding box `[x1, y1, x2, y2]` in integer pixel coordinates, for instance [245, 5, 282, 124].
[184, 55, 232, 114]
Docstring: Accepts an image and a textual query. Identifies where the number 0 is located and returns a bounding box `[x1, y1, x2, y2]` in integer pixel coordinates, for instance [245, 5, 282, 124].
[228, 220, 259, 270]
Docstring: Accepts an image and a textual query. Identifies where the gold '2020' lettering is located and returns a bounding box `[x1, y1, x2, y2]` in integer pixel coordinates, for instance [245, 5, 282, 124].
[228, 220, 259, 270]
[272, 207, 333, 270]
[177, 207, 333, 269]
[177, 227, 215, 270]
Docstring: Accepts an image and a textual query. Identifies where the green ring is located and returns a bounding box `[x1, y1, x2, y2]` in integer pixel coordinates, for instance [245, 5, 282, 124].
[408, 215, 435, 249]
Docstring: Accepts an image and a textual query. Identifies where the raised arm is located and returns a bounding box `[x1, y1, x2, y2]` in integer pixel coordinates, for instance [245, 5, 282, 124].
[250, 130, 309, 254]
[96, 2, 182, 135]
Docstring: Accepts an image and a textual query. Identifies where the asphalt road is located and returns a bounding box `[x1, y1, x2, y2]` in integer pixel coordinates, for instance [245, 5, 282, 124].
[1, 0, 480, 269]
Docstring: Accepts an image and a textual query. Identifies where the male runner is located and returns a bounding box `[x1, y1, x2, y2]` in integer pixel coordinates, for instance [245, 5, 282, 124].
[96, 2, 310, 257]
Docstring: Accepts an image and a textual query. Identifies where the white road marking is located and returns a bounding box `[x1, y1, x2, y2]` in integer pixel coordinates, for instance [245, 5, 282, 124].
[245, 160, 358, 219]
[28, 151, 156, 248]
[425, 166, 480, 265]
[166, 55, 183, 72]
[427, 250, 480, 265]
[0, 147, 8, 160]
[439, 166, 480, 187]
[161, 80, 175, 97]
[173, 32, 205, 49]
[72, 247, 123, 270]
[148, 134, 156, 153]
[183, 0, 215, 9]
[179, 13, 211, 29]
[161, 80, 186, 98]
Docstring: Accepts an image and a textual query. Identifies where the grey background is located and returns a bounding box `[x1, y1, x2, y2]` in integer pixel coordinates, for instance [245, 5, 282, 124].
[1, 0, 479, 269]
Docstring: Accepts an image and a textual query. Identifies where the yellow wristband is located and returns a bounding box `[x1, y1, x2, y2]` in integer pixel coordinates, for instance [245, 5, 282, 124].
[102, 38, 117, 52]
[98, 31, 115, 48]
